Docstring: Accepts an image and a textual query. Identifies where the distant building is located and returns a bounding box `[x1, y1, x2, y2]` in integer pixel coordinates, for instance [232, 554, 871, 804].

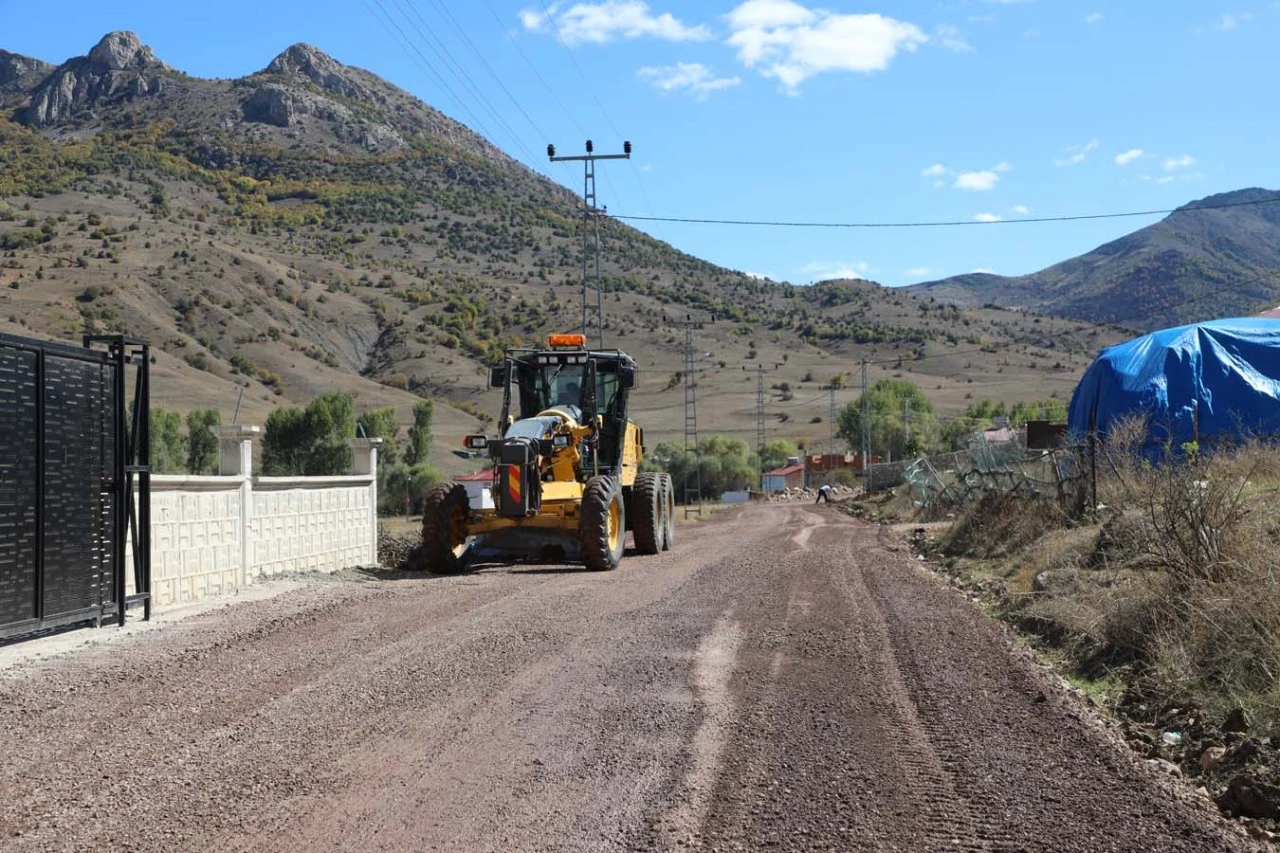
[454, 469, 495, 509]
[762, 464, 806, 492]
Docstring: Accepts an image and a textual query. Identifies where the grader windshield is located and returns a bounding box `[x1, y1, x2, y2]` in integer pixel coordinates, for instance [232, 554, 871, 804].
[512, 359, 622, 420]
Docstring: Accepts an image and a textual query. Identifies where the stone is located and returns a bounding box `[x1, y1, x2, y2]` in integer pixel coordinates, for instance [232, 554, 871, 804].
[1223, 707, 1249, 734]
[1200, 746, 1227, 773]
[1217, 775, 1280, 820]
[1146, 758, 1183, 778]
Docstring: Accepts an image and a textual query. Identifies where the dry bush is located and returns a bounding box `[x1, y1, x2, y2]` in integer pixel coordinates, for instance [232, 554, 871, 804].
[944, 491, 1070, 559]
[1095, 434, 1280, 724]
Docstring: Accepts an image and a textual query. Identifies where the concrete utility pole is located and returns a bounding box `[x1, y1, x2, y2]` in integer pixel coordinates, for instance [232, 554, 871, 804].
[756, 364, 766, 488]
[860, 358, 871, 489]
[903, 397, 911, 447]
[547, 140, 631, 350]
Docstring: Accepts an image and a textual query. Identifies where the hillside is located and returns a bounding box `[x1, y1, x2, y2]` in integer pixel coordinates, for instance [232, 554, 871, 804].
[0, 32, 1128, 473]
[908, 188, 1280, 331]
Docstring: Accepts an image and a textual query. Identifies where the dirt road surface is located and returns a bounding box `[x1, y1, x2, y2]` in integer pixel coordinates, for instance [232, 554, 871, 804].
[0, 504, 1258, 852]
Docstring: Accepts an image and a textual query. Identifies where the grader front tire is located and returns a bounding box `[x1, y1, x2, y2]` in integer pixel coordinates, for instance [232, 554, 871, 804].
[581, 475, 625, 571]
[420, 482, 473, 575]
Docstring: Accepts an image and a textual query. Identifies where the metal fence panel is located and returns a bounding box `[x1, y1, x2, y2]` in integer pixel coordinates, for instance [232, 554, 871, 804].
[0, 346, 39, 626]
[0, 333, 147, 640]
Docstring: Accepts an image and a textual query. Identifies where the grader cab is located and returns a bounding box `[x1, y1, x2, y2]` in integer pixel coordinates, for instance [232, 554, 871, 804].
[418, 334, 675, 573]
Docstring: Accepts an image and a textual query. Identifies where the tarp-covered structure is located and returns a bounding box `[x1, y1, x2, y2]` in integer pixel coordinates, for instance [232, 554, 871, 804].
[1068, 318, 1280, 448]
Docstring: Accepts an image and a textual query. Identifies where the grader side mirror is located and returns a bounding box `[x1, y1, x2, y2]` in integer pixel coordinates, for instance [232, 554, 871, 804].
[619, 366, 636, 389]
[489, 365, 507, 388]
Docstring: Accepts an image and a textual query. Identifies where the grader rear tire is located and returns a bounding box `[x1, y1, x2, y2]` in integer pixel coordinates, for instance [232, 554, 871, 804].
[632, 472, 662, 555]
[581, 475, 625, 571]
[659, 473, 676, 551]
[420, 482, 473, 575]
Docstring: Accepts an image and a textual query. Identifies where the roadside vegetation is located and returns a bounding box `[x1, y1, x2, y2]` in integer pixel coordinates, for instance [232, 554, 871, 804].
[866, 419, 1280, 835]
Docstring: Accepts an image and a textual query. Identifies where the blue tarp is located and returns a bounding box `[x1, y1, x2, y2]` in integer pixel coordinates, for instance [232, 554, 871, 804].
[1068, 317, 1280, 447]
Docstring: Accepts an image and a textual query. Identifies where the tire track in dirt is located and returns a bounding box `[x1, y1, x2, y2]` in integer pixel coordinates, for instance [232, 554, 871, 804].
[0, 503, 1261, 853]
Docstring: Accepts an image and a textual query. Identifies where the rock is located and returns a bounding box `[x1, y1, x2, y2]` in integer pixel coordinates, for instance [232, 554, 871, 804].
[1146, 758, 1183, 778]
[267, 44, 375, 102]
[1223, 707, 1249, 734]
[22, 31, 169, 127]
[87, 31, 165, 72]
[1217, 775, 1280, 820]
[1200, 746, 1227, 773]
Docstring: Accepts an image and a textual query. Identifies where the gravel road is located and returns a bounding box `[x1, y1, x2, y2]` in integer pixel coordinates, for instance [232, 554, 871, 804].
[0, 504, 1258, 852]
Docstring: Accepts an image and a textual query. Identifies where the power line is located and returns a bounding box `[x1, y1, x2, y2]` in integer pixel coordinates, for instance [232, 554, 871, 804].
[479, 0, 586, 137]
[608, 195, 1280, 229]
[423, 0, 550, 141]
[364, 0, 503, 149]
[392, 0, 539, 163]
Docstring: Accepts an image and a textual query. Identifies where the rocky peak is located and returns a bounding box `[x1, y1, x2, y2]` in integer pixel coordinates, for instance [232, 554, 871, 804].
[0, 50, 54, 106]
[265, 43, 373, 101]
[86, 31, 168, 72]
[0, 49, 53, 86]
[21, 31, 170, 127]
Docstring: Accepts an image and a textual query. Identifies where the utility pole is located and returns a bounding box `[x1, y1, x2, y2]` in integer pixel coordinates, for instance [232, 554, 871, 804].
[683, 314, 701, 518]
[756, 364, 766, 490]
[828, 386, 836, 453]
[903, 397, 911, 450]
[860, 358, 871, 490]
[547, 140, 631, 349]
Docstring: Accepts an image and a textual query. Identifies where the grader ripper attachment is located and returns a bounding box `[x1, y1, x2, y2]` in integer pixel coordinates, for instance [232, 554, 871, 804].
[419, 334, 675, 573]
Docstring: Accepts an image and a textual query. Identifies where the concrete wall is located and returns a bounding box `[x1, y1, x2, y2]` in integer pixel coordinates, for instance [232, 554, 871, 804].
[138, 427, 381, 610]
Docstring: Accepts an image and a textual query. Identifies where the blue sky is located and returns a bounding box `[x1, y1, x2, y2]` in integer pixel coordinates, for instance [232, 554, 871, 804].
[2, 1, 1276, 285]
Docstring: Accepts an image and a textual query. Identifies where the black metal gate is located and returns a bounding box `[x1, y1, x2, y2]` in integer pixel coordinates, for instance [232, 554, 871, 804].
[0, 333, 150, 640]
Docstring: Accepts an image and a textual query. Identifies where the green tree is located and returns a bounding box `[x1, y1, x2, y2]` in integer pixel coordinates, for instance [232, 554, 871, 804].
[150, 408, 185, 474]
[836, 379, 940, 461]
[357, 406, 400, 466]
[759, 438, 800, 473]
[261, 392, 356, 475]
[185, 408, 220, 474]
[403, 399, 435, 466]
[644, 435, 757, 502]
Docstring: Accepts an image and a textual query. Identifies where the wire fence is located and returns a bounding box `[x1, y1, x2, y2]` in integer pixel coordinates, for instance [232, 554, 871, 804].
[870, 434, 1090, 516]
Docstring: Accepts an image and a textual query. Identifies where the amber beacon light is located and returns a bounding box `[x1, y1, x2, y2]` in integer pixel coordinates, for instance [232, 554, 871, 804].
[547, 333, 588, 348]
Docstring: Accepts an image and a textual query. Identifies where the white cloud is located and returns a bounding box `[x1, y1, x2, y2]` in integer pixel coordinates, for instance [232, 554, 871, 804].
[968, 14, 998, 24]
[521, 1, 712, 45]
[1155, 175, 1176, 185]
[921, 163, 948, 178]
[1163, 154, 1196, 171]
[1084, 12, 1102, 24]
[993, 160, 1013, 173]
[637, 63, 741, 99]
[1012, 204, 1030, 215]
[906, 266, 938, 277]
[1218, 12, 1253, 31]
[954, 170, 1000, 191]
[1114, 148, 1144, 166]
[1054, 138, 1099, 167]
[802, 259, 871, 280]
[725, 1, 928, 92]
[933, 24, 972, 52]
[974, 212, 1002, 222]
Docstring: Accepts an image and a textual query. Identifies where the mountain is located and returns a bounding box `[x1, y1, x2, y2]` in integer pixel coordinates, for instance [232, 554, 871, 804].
[907, 188, 1280, 331]
[0, 32, 1128, 472]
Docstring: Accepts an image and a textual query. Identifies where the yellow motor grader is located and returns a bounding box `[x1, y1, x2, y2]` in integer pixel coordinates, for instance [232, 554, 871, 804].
[419, 333, 675, 573]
